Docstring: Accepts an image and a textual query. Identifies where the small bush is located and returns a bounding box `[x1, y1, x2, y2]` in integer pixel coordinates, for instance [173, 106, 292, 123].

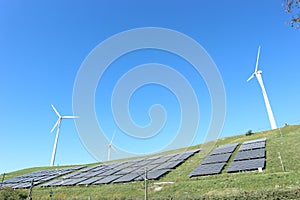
[0, 187, 27, 200]
[246, 129, 254, 136]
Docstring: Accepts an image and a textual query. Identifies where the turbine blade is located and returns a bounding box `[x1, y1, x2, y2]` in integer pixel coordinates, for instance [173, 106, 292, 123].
[111, 145, 117, 152]
[111, 130, 116, 143]
[62, 116, 79, 119]
[255, 46, 261, 72]
[51, 119, 59, 133]
[51, 104, 61, 117]
[247, 73, 255, 82]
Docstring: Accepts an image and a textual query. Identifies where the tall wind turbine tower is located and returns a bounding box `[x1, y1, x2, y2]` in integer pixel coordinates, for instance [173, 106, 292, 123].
[50, 104, 79, 166]
[247, 46, 277, 130]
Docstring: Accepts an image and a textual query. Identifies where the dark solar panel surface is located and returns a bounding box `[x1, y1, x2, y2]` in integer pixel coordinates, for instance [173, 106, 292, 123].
[210, 143, 239, 155]
[233, 148, 265, 161]
[61, 178, 87, 186]
[201, 153, 231, 164]
[135, 169, 170, 180]
[239, 141, 265, 151]
[2, 166, 85, 189]
[226, 158, 265, 173]
[4, 149, 200, 188]
[40, 149, 200, 187]
[189, 144, 238, 177]
[93, 175, 122, 184]
[77, 176, 103, 185]
[113, 173, 140, 183]
[189, 163, 226, 177]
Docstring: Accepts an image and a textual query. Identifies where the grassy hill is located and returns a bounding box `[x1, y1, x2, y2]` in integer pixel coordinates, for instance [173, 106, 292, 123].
[2, 124, 300, 199]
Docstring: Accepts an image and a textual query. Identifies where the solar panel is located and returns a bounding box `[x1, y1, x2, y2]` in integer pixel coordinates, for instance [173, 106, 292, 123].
[80, 166, 100, 173]
[141, 164, 160, 171]
[61, 177, 88, 186]
[150, 156, 172, 164]
[93, 175, 122, 184]
[226, 158, 265, 173]
[114, 168, 136, 175]
[12, 182, 33, 189]
[135, 169, 170, 181]
[132, 159, 152, 167]
[155, 160, 184, 170]
[77, 176, 104, 185]
[41, 179, 63, 187]
[239, 141, 265, 151]
[243, 138, 266, 144]
[171, 150, 199, 161]
[113, 173, 140, 183]
[165, 160, 185, 169]
[40, 175, 57, 182]
[201, 153, 232, 164]
[72, 171, 91, 178]
[113, 162, 135, 171]
[3, 166, 85, 189]
[92, 165, 110, 171]
[99, 168, 121, 176]
[189, 163, 226, 177]
[68, 166, 86, 170]
[146, 155, 162, 162]
[189, 149, 201, 154]
[86, 171, 104, 177]
[147, 169, 170, 179]
[210, 143, 239, 155]
[10, 150, 200, 188]
[233, 148, 265, 161]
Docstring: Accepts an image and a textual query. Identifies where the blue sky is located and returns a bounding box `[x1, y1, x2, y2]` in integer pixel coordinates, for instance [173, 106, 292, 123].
[1, 1, 300, 173]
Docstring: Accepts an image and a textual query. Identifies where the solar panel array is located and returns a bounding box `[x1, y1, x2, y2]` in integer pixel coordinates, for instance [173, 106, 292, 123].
[227, 138, 266, 173]
[226, 158, 265, 173]
[210, 143, 239, 155]
[243, 138, 266, 144]
[233, 148, 265, 161]
[190, 163, 226, 177]
[201, 153, 231, 165]
[1, 166, 84, 189]
[190, 143, 238, 177]
[239, 141, 266, 151]
[42, 149, 200, 187]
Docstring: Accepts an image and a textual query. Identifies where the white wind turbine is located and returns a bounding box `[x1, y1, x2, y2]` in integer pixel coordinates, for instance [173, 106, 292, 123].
[247, 46, 277, 130]
[50, 104, 79, 166]
[107, 131, 117, 161]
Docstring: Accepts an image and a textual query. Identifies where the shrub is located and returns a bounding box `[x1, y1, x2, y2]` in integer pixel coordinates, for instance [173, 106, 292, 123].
[246, 129, 254, 136]
[0, 187, 27, 200]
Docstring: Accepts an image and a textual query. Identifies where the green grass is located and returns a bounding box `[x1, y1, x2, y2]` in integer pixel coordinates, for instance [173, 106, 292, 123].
[2, 124, 300, 199]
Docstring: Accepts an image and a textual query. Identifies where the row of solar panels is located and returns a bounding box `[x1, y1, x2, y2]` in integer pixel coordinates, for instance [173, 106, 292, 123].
[42, 149, 200, 187]
[2, 149, 200, 189]
[189, 143, 239, 177]
[1, 166, 85, 189]
[1, 138, 267, 189]
[190, 138, 266, 177]
[227, 138, 266, 173]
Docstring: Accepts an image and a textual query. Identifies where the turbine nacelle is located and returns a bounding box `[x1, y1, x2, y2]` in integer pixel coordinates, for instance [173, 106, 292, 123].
[50, 104, 79, 133]
[247, 70, 263, 82]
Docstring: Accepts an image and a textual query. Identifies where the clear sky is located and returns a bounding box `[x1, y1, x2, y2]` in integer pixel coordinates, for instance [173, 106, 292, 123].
[1, 1, 299, 174]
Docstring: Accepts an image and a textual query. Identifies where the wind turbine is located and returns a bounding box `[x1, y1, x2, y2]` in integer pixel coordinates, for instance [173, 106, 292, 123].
[107, 131, 117, 161]
[50, 104, 79, 166]
[247, 46, 277, 130]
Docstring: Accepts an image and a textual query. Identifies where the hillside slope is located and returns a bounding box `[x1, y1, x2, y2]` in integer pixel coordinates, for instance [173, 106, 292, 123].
[2, 124, 300, 199]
